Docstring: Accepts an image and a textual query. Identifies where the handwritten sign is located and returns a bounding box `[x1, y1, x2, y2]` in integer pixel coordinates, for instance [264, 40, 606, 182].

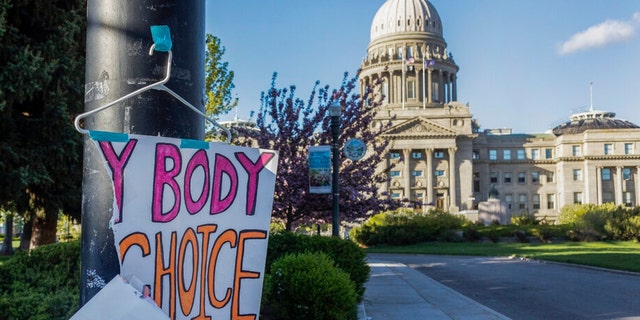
[92, 132, 277, 320]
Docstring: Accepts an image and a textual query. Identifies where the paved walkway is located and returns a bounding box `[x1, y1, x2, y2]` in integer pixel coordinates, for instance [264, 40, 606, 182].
[360, 256, 511, 320]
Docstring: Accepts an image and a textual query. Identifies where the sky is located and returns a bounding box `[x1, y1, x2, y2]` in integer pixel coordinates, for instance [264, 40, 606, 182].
[206, 0, 640, 134]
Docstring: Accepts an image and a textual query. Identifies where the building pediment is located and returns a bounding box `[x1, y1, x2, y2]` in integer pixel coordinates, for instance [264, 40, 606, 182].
[384, 117, 457, 138]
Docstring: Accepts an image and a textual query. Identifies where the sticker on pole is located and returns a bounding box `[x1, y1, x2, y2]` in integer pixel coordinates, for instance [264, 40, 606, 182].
[82, 132, 278, 320]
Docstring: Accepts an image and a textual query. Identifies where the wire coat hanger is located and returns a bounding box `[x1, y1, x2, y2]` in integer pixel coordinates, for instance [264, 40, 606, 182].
[74, 26, 231, 142]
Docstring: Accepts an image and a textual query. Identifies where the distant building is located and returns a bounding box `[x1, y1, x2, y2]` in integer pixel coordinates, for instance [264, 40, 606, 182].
[359, 0, 640, 221]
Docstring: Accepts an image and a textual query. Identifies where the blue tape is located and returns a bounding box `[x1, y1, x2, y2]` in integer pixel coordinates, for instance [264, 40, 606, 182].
[89, 130, 130, 142]
[150, 25, 172, 52]
[181, 139, 209, 150]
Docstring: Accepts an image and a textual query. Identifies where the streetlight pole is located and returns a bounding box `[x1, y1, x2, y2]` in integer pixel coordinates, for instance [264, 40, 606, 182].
[330, 102, 341, 237]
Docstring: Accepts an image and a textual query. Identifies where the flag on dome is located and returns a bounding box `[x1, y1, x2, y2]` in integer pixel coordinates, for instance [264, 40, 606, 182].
[407, 57, 415, 64]
[424, 59, 435, 67]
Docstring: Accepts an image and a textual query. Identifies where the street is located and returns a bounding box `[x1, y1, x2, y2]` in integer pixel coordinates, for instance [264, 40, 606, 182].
[369, 253, 640, 320]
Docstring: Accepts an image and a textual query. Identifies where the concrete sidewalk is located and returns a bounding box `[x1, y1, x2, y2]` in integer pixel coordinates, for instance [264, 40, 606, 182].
[360, 257, 511, 320]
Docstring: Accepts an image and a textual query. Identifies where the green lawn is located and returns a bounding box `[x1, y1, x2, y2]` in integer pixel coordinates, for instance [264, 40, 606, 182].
[366, 241, 640, 273]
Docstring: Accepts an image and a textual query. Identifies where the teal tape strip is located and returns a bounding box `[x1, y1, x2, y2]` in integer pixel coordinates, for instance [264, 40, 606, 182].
[181, 139, 209, 150]
[150, 25, 172, 52]
[89, 130, 129, 142]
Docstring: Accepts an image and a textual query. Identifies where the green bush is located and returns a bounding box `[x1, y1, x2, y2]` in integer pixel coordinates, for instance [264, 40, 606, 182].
[0, 241, 81, 320]
[266, 232, 369, 300]
[511, 212, 538, 226]
[604, 207, 640, 241]
[267, 252, 357, 320]
[559, 203, 638, 241]
[351, 209, 468, 246]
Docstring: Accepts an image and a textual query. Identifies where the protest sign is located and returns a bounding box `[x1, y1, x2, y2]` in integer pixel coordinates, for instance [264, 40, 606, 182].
[84, 131, 277, 320]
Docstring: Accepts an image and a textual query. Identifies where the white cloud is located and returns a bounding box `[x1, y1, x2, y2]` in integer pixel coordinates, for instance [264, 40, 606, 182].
[558, 19, 635, 55]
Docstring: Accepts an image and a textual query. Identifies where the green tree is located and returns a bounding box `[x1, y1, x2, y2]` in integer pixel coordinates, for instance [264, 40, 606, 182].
[204, 34, 237, 139]
[0, 0, 85, 249]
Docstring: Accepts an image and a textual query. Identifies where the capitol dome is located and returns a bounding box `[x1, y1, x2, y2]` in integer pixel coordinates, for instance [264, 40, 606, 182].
[370, 0, 443, 42]
[552, 109, 640, 136]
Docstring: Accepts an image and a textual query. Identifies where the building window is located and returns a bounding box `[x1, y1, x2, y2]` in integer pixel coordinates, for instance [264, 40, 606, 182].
[623, 168, 632, 180]
[390, 152, 400, 159]
[472, 150, 480, 160]
[412, 152, 422, 159]
[602, 192, 614, 204]
[518, 194, 527, 210]
[391, 192, 401, 199]
[623, 192, 633, 207]
[545, 148, 553, 159]
[604, 143, 613, 155]
[531, 171, 540, 184]
[411, 170, 423, 177]
[489, 149, 497, 160]
[518, 172, 526, 183]
[546, 171, 555, 183]
[434, 170, 445, 177]
[602, 168, 611, 181]
[517, 149, 525, 160]
[547, 194, 555, 209]
[490, 172, 498, 183]
[532, 194, 540, 210]
[625, 143, 634, 155]
[407, 79, 416, 99]
[574, 192, 583, 204]
[434, 151, 444, 158]
[573, 169, 582, 181]
[473, 179, 480, 193]
[390, 170, 401, 177]
[503, 149, 511, 160]
[505, 194, 513, 210]
[572, 145, 582, 156]
[414, 192, 424, 199]
[531, 149, 539, 160]
[504, 172, 512, 184]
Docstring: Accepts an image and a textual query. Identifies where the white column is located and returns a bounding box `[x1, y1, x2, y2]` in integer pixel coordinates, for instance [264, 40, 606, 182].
[425, 148, 434, 205]
[403, 149, 411, 200]
[427, 69, 432, 103]
[616, 166, 624, 205]
[596, 167, 602, 204]
[448, 147, 457, 211]
[636, 167, 640, 206]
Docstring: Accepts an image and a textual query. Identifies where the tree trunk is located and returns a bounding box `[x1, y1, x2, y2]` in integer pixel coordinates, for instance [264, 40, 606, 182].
[0, 212, 14, 256]
[30, 208, 58, 248]
[19, 213, 32, 251]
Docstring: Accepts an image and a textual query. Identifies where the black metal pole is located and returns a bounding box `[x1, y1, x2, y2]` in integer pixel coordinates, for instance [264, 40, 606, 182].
[80, 0, 205, 305]
[331, 107, 341, 237]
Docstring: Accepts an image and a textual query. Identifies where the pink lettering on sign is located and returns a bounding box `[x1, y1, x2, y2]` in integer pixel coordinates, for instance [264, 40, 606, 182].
[210, 154, 238, 215]
[184, 150, 210, 215]
[235, 152, 276, 216]
[152, 143, 182, 223]
[99, 139, 138, 223]
[150, 143, 276, 222]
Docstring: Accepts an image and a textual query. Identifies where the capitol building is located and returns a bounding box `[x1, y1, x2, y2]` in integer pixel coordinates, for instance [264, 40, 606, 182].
[359, 0, 640, 221]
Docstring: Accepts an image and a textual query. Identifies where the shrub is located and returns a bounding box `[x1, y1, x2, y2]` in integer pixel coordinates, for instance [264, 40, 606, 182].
[266, 232, 369, 300]
[351, 208, 468, 246]
[0, 241, 81, 320]
[511, 212, 537, 226]
[268, 252, 357, 320]
[558, 203, 619, 240]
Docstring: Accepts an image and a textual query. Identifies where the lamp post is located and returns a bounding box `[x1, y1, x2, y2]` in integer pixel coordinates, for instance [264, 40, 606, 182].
[330, 102, 341, 237]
